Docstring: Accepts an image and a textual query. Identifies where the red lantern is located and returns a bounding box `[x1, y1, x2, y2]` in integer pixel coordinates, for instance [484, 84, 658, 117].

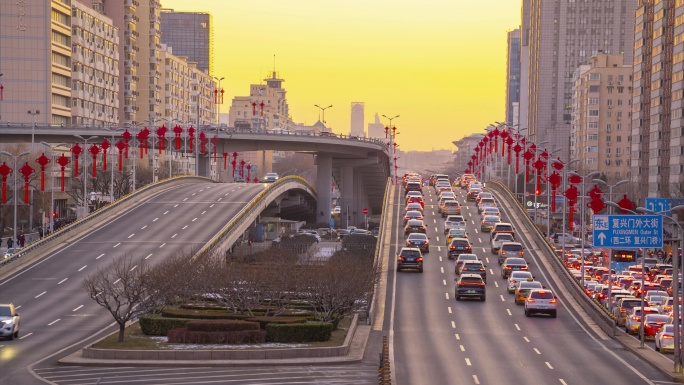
[513, 142, 522, 173]
[522, 148, 534, 182]
[188, 126, 196, 152]
[116, 140, 125, 171]
[0, 162, 11, 204]
[71, 143, 82, 177]
[56, 153, 70, 191]
[533, 158, 545, 195]
[199, 132, 207, 154]
[101, 139, 110, 171]
[492, 127, 500, 153]
[156, 125, 167, 154]
[89, 144, 100, 177]
[36, 153, 50, 191]
[553, 157, 564, 171]
[247, 163, 252, 181]
[564, 185, 579, 231]
[173, 125, 183, 150]
[223, 152, 228, 170]
[19, 162, 34, 204]
[122, 129, 132, 158]
[211, 135, 218, 158]
[253, 177, 258, 183]
[548, 172, 562, 211]
[240, 160, 246, 178]
[138, 128, 150, 157]
[505, 136, 514, 165]
[617, 194, 636, 214]
[252, 101, 257, 116]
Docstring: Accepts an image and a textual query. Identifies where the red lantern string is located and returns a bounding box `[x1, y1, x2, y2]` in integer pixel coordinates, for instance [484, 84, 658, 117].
[36, 153, 50, 191]
[188, 126, 195, 152]
[101, 139, 110, 171]
[122, 130, 132, 158]
[156, 125, 167, 154]
[0, 162, 11, 204]
[19, 162, 35, 204]
[89, 144, 100, 177]
[173, 125, 183, 150]
[71, 143, 82, 177]
[223, 152, 228, 170]
[56, 153, 70, 191]
[116, 140, 125, 171]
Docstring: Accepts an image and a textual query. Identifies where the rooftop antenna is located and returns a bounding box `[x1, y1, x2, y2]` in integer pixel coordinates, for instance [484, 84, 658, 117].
[273, 54, 276, 77]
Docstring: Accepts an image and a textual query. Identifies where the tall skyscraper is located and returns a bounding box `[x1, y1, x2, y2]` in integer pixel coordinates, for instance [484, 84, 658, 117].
[505, 29, 520, 127]
[368, 113, 385, 139]
[522, 0, 637, 159]
[631, 1, 684, 199]
[350, 102, 365, 136]
[160, 10, 214, 75]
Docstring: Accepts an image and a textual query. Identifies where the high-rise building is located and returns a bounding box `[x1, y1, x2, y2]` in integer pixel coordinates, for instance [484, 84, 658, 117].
[0, 1, 74, 125]
[350, 102, 365, 137]
[522, 0, 637, 159]
[368, 113, 385, 139]
[228, 71, 292, 132]
[505, 29, 520, 127]
[135, 0, 163, 124]
[160, 10, 214, 75]
[631, 1, 684, 199]
[570, 54, 632, 184]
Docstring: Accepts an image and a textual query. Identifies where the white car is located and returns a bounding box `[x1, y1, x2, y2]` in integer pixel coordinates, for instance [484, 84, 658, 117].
[297, 230, 321, 242]
[0, 304, 20, 340]
[491, 233, 515, 254]
[508, 271, 534, 293]
[625, 307, 659, 335]
[481, 206, 500, 217]
[524, 289, 558, 318]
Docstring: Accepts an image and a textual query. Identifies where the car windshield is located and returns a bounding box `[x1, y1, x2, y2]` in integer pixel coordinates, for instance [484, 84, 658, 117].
[495, 235, 514, 242]
[460, 276, 482, 283]
[401, 250, 421, 258]
[532, 291, 554, 299]
[408, 234, 427, 241]
[502, 244, 523, 251]
[0, 306, 12, 317]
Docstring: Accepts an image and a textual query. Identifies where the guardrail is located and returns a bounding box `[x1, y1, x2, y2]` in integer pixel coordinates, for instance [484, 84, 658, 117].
[0, 175, 212, 270]
[194, 176, 316, 260]
[487, 180, 616, 334]
[367, 178, 392, 325]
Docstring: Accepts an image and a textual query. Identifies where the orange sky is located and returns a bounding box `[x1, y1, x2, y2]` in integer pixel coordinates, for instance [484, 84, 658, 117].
[162, 0, 521, 151]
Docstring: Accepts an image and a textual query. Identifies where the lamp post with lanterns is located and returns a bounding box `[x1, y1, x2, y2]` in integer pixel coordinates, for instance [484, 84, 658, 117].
[0, 150, 30, 244]
[74, 135, 98, 218]
[40, 142, 65, 235]
[382, 114, 399, 184]
[314, 104, 333, 126]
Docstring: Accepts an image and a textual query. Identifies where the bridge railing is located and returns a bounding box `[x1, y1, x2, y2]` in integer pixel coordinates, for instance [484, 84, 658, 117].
[367, 177, 392, 326]
[194, 176, 316, 260]
[0, 175, 212, 271]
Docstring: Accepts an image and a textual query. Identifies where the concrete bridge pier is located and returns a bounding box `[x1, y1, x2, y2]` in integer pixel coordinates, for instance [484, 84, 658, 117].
[316, 153, 332, 225]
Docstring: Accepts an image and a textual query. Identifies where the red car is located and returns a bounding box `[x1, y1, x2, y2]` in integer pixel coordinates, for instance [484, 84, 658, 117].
[641, 314, 669, 339]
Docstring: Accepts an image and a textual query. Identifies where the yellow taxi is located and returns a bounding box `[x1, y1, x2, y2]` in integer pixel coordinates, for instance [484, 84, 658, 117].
[515, 279, 544, 305]
[446, 228, 468, 245]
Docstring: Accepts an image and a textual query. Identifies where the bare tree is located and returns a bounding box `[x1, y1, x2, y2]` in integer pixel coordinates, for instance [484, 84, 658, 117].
[82, 254, 152, 342]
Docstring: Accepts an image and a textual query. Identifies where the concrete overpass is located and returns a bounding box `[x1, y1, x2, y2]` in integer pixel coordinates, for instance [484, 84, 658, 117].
[0, 124, 390, 225]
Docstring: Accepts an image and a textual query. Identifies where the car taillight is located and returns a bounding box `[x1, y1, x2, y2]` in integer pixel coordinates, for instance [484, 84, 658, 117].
[417, 257, 423, 262]
[631, 316, 641, 321]
[501, 251, 507, 255]
[521, 266, 528, 270]
[450, 246, 456, 250]
[465, 246, 472, 251]
[527, 298, 535, 303]
[511, 279, 517, 284]
[397, 257, 405, 261]
[620, 309, 627, 314]
[550, 298, 557, 304]
[479, 268, 486, 271]
[664, 335, 674, 340]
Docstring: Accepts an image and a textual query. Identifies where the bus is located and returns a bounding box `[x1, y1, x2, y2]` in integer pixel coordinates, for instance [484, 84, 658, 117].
[597, 249, 638, 273]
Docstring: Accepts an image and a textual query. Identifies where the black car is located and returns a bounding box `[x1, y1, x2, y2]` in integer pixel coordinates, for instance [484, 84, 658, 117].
[460, 261, 487, 283]
[397, 247, 423, 273]
[501, 257, 529, 279]
[455, 274, 486, 301]
[448, 238, 472, 259]
[404, 219, 427, 237]
[406, 233, 429, 253]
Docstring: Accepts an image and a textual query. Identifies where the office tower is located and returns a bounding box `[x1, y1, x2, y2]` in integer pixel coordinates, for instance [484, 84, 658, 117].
[160, 10, 214, 75]
[350, 102, 365, 136]
[523, 0, 637, 159]
[570, 54, 632, 184]
[505, 29, 520, 127]
[367, 113, 385, 139]
[631, 1, 684, 199]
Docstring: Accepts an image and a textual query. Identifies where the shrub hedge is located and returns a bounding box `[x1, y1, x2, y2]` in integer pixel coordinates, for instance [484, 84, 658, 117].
[265, 322, 333, 342]
[186, 319, 259, 332]
[168, 328, 266, 344]
[161, 307, 251, 320]
[139, 315, 190, 336]
[244, 316, 307, 329]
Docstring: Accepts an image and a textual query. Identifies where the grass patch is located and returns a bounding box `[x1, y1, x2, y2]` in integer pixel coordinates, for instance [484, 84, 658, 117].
[92, 317, 353, 350]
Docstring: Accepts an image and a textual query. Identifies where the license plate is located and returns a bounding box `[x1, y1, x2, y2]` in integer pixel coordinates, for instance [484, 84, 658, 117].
[457, 247, 464, 250]
[407, 258, 415, 262]
[467, 290, 476, 293]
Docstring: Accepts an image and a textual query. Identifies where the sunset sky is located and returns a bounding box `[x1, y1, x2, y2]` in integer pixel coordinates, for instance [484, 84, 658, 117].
[162, 0, 521, 152]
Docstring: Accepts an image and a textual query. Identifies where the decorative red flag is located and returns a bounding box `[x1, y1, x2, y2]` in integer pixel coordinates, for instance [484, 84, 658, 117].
[36, 153, 50, 191]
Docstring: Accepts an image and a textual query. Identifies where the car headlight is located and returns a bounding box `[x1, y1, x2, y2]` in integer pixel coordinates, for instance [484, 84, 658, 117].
[1, 319, 12, 325]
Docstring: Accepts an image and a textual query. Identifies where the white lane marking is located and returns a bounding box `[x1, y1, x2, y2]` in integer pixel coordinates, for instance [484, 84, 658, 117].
[559, 380, 567, 385]
[489, 268, 494, 275]
[192, 193, 197, 196]
[201, 211, 207, 215]
[455, 334, 460, 340]
[171, 234, 177, 239]
[485, 257, 489, 264]
[546, 362, 554, 370]
[129, 265, 137, 272]
[96, 253, 105, 259]
[441, 267, 444, 274]
[448, 307, 452, 314]
[451, 321, 456, 329]
[173, 204, 179, 208]
[141, 225, 147, 230]
[153, 218, 159, 222]
[182, 225, 188, 230]
[478, 237, 482, 243]
[506, 309, 512, 316]
[445, 293, 450, 300]
[58, 278, 68, 284]
[436, 236, 440, 242]
[434, 219, 437, 224]
[439, 256, 443, 262]
[128, 233, 135, 238]
[443, 279, 447, 286]
[35, 291, 46, 298]
[145, 253, 153, 260]
[218, 197, 222, 201]
[48, 319, 60, 326]
[494, 281, 499, 288]
[73, 305, 83, 311]
[192, 218, 198, 222]
[515, 324, 521, 331]
[183, 198, 188, 201]
[210, 204, 215, 208]
[473, 375, 480, 384]
[159, 243, 166, 248]
[113, 243, 120, 248]
[460, 345, 465, 352]
[500, 295, 505, 302]
[113, 278, 121, 284]
[524, 337, 530, 342]
[465, 358, 472, 366]
[534, 348, 541, 354]
[19, 333, 33, 339]
[163, 210, 169, 215]
[78, 265, 87, 272]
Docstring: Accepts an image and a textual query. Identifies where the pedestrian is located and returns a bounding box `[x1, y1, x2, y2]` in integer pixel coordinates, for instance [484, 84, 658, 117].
[38, 227, 43, 239]
[19, 234, 25, 248]
[7, 238, 13, 249]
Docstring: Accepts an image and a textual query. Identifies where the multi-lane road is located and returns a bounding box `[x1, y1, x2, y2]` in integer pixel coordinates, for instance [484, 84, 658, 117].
[387, 184, 671, 384]
[0, 180, 678, 385]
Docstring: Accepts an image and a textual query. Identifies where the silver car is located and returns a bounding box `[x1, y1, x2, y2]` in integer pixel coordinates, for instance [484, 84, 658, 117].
[0, 304, 20, 340]
[524, 289, 558, 318]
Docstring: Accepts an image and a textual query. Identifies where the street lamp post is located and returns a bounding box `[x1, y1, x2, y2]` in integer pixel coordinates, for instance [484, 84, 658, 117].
[315, 104, 333, 126]
[123, 122, 141, 191]
[74, 135, 98, 218]
[103, 128, 123, 202]
[40, 142, 65, 235]
[568, 170, 600, 287]
[0, 150, 30, 244]
[381, 114, 399, 184]
[556, 159, 579, 253]
[27, 109, 40, 152]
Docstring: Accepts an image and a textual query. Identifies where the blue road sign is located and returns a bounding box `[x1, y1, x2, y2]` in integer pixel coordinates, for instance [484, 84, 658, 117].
[645, 197, 684, 216]
[592, 215, 663, 249]
[329, 218, 335, 229]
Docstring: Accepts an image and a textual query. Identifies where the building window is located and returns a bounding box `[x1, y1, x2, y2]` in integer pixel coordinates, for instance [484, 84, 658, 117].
[589, 109, 599, 116]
